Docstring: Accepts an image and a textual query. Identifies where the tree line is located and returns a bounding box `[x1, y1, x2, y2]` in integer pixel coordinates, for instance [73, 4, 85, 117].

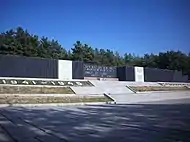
[0, 27, 190, 76]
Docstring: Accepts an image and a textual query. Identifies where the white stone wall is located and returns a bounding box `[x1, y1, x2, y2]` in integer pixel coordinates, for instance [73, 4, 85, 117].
[58, 60, 72, 80]
[134, 66, 144, 82]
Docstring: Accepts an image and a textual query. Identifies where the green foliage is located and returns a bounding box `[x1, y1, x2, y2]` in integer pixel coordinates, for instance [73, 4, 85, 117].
[72, 41, 94, 62]
[0, 27, 190, 76]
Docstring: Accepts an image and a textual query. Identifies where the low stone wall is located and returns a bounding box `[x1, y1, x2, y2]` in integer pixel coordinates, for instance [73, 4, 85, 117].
[0, 78, 94, 87]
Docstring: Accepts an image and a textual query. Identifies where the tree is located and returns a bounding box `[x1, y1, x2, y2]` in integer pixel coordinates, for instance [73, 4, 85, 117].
[0, 27, 190, 78]
[124, 53, 134, 65]
[71, 41, 94, 62]
[114, 51, 125, 66]
[142, 53, 158, 68]
[93, 48, 101, 65]
[71, 41, 83, 60]
[0, 27, 68, 59]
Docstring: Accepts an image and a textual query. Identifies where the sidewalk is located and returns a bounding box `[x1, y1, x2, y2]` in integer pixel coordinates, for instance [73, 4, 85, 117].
[109, 91, 190, 104]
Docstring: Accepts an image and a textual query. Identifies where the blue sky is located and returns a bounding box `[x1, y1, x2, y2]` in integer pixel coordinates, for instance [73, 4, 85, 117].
[1, 0, 190, 56]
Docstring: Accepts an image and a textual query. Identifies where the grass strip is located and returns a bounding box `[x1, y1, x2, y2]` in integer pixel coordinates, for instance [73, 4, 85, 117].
[0, 86, 74, 94]
[128, 86, 190, 92]
[0, 96, 112, 104]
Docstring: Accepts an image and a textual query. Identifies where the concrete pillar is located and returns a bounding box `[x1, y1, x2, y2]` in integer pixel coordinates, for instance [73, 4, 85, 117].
[134, 66, 144, 82]
[58, 60, 72, 80]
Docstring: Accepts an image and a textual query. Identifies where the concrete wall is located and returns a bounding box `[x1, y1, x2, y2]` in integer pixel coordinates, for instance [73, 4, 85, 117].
[58, 60, 72, 80]
[134, 67, 144, 82]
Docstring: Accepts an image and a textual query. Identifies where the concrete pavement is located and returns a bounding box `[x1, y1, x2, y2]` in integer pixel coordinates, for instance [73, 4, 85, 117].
[109, 91, 190, 104]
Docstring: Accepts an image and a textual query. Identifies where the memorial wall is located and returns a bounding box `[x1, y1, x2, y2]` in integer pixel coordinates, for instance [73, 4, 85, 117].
[0, 55, 189, 82]
[84, 64, 117, 78]
[144, 67, 189, 82]
[0, 55, 72, 80]
[117, 66, 135, 81]
[0, 55, 58, 79]
[72, 61, 84, 79]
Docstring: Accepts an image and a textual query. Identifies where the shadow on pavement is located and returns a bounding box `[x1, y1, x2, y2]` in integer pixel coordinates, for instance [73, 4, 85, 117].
[0, 104, 190, 142]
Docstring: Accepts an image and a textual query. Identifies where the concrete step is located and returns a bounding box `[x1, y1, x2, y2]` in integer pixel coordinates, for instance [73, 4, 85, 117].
[71, 81, 165, 95]
[71, 86, 133, 94]
[71, 87, 104, 95]
[72, 80, 134, 94]
[90, 80, 161, 87]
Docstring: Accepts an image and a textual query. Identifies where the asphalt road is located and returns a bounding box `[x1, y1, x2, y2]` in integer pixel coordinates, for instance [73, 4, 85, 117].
[0, 101, 190, 142]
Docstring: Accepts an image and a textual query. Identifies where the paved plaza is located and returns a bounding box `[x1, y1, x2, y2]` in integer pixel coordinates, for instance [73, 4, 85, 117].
[0, 101, 190, 142]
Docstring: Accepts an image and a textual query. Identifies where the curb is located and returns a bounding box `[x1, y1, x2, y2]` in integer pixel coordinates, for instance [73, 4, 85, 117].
[0, 94, 76, 97]
[126, 86, 137, 93]
[103, 93, 117, 104]
[0, 102, 108, 108]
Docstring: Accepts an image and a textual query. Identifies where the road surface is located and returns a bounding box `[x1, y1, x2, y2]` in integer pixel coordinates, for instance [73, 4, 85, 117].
[0, 99, 190, 142]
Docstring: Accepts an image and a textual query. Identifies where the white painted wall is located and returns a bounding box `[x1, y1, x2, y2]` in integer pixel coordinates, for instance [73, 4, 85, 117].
[134, 67, 144, 82]
[58, 60, 72, 80]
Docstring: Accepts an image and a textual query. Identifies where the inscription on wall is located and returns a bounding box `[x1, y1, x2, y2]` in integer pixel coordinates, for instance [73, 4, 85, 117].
[84, 64, 117, 78]
[0, 79, 93, 87]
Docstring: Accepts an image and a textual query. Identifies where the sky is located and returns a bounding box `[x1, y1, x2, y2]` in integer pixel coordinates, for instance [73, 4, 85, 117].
[1, 0, 190, 56]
